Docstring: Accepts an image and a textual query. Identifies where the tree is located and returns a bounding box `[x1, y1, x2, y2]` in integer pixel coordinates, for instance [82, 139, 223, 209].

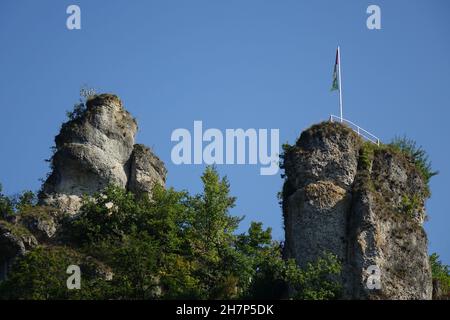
[0, 183, 13, 219]
[0, 167, 342, 300]
[0, 186, 37, 219]
[65, 85, 96, 121]
[184, 166, 242, 298]
[430, 253, 450, 299]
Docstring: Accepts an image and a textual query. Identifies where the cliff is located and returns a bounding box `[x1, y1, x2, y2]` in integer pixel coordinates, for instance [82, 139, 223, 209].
[39, 94, 166, 212]
[1, 94, 166, 281]
[0, 100, 437, 298]
[281, 122, 433, 299]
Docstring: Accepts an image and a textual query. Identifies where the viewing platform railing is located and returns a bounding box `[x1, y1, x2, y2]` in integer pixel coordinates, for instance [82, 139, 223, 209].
[329, 115, 380, 146]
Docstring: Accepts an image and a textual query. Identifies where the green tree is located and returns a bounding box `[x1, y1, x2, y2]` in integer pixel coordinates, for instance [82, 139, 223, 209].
[430, 253, 450, 298]
[0, 183, 14, 219]
[0, 167, 342, 300]
[184, 166, 242, 298]
[107, 232, 160, 299]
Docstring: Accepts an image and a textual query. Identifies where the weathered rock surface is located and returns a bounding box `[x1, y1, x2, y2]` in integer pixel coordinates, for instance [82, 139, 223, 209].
[127, 144, 167, 196]
[0, 204, 72, 281]
[39, 94, 166, 212]
[0, 220, 38, 281]
[282, 122, 433, 299]
[1, 93, 167, 282]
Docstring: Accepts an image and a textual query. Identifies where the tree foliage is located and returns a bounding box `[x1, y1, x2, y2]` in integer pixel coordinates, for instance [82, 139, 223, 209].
[390, 136, 438, 185]
[0, 183, 14, 219]
[65, 86, 96, 121]
[430, 253, 450, 298]
[0, 167, 341, 300]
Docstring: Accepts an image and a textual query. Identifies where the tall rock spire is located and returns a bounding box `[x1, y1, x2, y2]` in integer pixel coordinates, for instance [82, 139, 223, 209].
[39, 93, 166, 212]
[281, 121, 432, 299]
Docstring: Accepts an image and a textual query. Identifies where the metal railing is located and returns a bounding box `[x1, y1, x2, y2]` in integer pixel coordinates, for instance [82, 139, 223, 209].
[329, 115, 380, 146]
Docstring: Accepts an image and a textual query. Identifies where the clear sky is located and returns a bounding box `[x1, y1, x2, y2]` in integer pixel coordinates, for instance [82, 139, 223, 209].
[1, 0, 449, 263]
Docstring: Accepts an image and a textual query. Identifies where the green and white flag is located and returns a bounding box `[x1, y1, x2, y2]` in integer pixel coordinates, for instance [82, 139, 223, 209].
[331, 48, 339, 91]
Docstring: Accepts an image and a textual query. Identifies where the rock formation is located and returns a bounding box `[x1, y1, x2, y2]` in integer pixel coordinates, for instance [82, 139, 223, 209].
[1, 93, 166, 281]
[0, 220, 38, 281]
[39, 93, 167, 212]
[282, 122, 433, 299]
[0, 206, 58, 281]
[0, 98, 436, 298]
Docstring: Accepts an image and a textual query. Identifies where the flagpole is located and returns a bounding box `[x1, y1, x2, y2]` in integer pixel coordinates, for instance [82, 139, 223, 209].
[337, 45, 343, 122]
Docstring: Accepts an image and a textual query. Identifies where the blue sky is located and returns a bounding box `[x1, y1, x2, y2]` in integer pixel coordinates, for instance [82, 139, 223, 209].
[0, 0, 449, 263]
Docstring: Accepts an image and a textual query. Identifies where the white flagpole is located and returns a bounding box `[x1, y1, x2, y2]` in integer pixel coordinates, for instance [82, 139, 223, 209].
[337, 46, 343, 122]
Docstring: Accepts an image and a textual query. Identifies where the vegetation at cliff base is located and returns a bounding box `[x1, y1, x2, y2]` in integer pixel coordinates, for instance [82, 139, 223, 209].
[0, 183, 36, 218]
[0, 167, 341, 300]
[389, 136, 438, 185]
[430, 253, 450, 299]
[0, 184, 13, 219]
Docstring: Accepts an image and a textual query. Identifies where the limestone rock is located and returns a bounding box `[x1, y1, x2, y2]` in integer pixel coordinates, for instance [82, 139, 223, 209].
[0, 221, 38, 257]
[282, 121, 433, 299]
[39, 94, 166, 212]
[127, 144, 167, 197]
[346, 150, 432, 299]
[0, 220, 38, 281]
[19, 206, 60, 242]
[1, 93, 167, 283]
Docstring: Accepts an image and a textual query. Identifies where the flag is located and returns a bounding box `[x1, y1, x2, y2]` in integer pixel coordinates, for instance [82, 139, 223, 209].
[331, 48, 339, 91]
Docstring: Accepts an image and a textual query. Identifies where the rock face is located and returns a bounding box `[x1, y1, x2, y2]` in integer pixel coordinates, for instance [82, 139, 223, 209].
[0, 220, 38, 281]
[1, 93, 167, 282]
[127, 144, 167, 196]
[39, 94, 166, 212]
[282, 122, 433, 299]
[18, 206, 61, 242]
